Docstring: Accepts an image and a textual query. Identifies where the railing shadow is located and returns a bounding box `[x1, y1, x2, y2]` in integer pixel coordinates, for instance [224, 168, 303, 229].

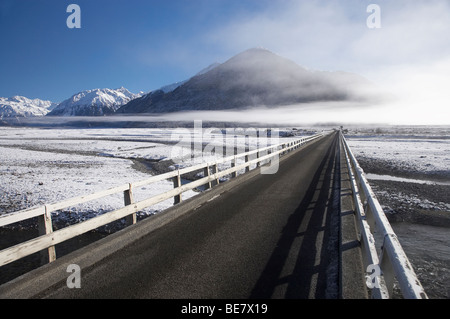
[250, 135, 339, 299]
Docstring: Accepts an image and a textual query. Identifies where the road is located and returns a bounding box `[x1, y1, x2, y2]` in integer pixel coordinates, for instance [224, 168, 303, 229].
[40, 132, 341, 299]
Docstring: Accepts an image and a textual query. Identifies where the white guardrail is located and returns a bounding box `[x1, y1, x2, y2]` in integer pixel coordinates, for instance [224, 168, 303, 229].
[0, 132, 325, 268]
[341, 133, 428, 299]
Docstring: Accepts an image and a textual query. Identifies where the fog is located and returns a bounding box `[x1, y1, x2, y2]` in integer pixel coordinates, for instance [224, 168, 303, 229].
[2, 101, 406, 128]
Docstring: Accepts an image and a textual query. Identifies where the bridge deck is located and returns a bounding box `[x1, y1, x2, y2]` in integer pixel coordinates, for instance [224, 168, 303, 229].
[32, 132, 345, 299]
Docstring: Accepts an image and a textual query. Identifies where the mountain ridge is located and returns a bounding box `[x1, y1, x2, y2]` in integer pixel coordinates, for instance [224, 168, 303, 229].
[0, 96, 57, 118]
[2, 48, 381, 119]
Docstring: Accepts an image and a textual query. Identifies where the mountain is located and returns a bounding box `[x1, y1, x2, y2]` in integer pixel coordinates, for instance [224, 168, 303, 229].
[117, 48, 378, 114]
[159, 62, 221, 93]
[0, 96, 57, 118]
[48, 87, 142, 116]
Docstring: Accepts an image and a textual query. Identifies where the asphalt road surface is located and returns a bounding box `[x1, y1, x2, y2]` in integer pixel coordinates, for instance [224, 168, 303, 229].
[41, 132, 341, 299]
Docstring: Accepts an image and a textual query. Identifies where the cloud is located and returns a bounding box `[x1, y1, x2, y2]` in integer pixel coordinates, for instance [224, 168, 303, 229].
[351, 1, 450, 66]
[204, 1, 365, 70]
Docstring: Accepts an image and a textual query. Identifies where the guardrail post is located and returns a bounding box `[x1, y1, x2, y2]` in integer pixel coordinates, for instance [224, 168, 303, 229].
[124, 183, 136, 225]
[173, 170, 182, 204]
[203, 165, 211, 190]
[211, 163, 219, 187]
[231, 155, 237, 178]
[256, 151, 260, 167]
[38, 206, 56, 264]
[261, 149, 267, 166]
[245, 155, 250, 172]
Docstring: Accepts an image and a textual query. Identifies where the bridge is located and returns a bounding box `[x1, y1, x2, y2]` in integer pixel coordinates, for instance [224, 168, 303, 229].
[0, 131, 427, 299]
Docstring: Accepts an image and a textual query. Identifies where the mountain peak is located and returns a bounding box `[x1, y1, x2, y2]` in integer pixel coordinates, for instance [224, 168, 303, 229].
[48, 87, 142, 116]
[227, 47, 278, 61]
[243, 47, 272, 54]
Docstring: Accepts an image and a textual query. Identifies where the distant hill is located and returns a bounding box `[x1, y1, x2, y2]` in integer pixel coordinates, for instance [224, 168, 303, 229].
[117, 48, 378, 114]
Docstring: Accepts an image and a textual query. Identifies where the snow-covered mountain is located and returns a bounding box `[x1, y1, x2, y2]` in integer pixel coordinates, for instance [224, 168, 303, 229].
[48, 87, 142, 116]
[117, 63, 223, 113]
[0, 96, 57, 118]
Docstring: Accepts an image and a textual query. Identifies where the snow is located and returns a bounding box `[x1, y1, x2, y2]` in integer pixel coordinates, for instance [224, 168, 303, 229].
[0, 126, 298, 229]
[0, 144, 200, 224]
[0, 96, 57, 118]
[49, 87, 143, 116]
[344, 126, 450, 214]
[0, 128, 198, 226]
[346, 135, 450, 177]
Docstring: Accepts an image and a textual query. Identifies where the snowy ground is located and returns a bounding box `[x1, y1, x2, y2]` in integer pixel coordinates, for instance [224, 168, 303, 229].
[347, 135, 450, 180]
[346, 126, 450, 213]
[0, 126, 300, 230]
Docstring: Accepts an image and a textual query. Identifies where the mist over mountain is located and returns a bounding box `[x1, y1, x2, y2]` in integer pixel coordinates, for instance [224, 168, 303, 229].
[159, 62, 221, 93]
[118, 48, 379, 114]
[0, 96, 57, 118]
[48, 87, 142, 116]
[3, 48, 381, 121]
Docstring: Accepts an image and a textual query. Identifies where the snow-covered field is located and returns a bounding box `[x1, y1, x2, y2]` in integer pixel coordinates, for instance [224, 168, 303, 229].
[0, 133, 194, 228]
[345, 126, 450, 212]
[2, 125, 447, 227]
[346, 133, 450, 180]
[345, 128, 450, 210]
[0, 126, 299, 229]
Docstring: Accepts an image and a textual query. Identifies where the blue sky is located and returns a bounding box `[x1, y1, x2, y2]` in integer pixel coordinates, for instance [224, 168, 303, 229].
[0, 0, 277, 102]
[1, 0, 450, 124]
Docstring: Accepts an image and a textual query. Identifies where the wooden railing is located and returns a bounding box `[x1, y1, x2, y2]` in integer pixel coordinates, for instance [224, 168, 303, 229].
[0, 132, 325, 268]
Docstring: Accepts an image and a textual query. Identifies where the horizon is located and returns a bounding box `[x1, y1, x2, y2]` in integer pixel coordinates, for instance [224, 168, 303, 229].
[1, 0, 450, 125]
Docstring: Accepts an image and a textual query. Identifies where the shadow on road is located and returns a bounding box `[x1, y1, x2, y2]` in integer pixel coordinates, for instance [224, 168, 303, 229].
[250, 135, 340, 299]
